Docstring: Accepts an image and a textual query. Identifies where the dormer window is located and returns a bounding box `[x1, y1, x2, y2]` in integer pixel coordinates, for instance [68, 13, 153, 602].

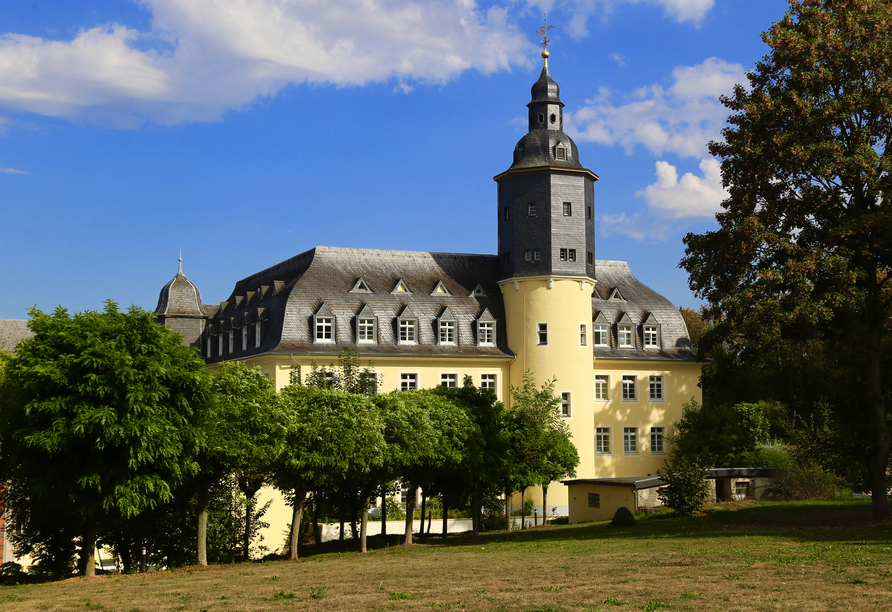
[439, 307, 456, 345]
[477, 308, 496, 347]
[642, 313, 661, 349]
[350, 278, 372, 293]
[314, 304, 335, 343]
[556, 145, 566, 160]
[431, 281, 451, 296]
[618, 325, 633, 348]
[471, 284, 487, 298]
[356, 305, 376, 344]
[398, 306, 418, 344]
[391, 279, 412, 294]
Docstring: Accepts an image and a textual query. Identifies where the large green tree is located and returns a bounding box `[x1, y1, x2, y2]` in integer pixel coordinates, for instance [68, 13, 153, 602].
[682, 0, 892, 519]
[0, 303, 207, 575]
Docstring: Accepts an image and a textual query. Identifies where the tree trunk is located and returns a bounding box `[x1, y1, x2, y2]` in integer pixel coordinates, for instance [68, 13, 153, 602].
[288, 489, 308, 561]
[419, 492, 427, 536]
[403, 485, 417, 545]
[521, 487, 526, 530]
[380, 488, 387, 537]
[472, 490, 480, 537]
[81, 514, 98, 577]
[505, 489, 511, 531]
[427, 504, 432, 534]
[238, 476, 264, 561]
[119, 532, 133, 574]
[867, 336, 891, 520]
[196, 484, 211, 566]
[542, 484, 549, 525]
[359, 491, 371, 553]
[442, 491, 448, 541]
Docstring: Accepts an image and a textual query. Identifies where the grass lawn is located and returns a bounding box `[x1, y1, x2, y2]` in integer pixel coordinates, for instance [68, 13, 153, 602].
[2, 498, 891, 611]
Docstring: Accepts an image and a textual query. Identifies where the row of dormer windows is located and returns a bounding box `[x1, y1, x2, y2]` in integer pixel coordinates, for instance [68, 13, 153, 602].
[533, 321, 663, 350]
[313, 313, 496, 348]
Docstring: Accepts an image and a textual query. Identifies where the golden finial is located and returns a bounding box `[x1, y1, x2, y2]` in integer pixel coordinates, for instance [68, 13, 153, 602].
[536, 13, 553, 59]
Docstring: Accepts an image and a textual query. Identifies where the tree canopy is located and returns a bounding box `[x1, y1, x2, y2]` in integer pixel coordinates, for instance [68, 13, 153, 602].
[681, 0, 892, 519]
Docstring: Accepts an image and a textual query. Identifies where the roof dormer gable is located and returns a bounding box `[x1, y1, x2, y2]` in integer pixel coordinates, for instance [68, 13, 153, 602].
[350, 277, 372, 293]
[430, 280, 451, 296]
[391, 279, 412, 295]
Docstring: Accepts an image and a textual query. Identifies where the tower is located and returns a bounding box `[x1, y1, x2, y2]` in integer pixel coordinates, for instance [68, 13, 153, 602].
[496, 46, 600, 505]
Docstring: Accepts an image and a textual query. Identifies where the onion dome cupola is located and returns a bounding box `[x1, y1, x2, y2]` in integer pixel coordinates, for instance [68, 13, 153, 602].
[154, 255, 209, 349]
[494, 38, 599, 283]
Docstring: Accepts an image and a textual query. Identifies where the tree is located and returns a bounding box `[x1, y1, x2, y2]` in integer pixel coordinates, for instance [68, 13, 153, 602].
[681, 0, 892, 519]
[272, 385, 384, 560]
[669, 399, 773, 467]
[0, 303, 208, 576]
[193, 362, 286, 565]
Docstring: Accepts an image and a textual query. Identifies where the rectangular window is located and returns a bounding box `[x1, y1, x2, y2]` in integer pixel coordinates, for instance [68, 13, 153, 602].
[579, 323, 587, 346]
[439, 320, 455, 344]
[534, 248, 541, 261]
[399, 319, 416, 343]
[481, 373, 497, 390]
[563, 202, 572, 216]
[241, 326, 247, 351]
[400, 373, 417, 390]
[503, 206, 509, 220]
[525, 249, 532, 261]
[560, 248, 568, 261]
[227, 330, 233, 354]
[254, 321, 262, 348]
[478, 321, 494, 345]
[528, 202, 537, 216]
[587, 251, 593, 265]
[644, 326, 659, 347]
[651, 426, 665, 453]
[316, 317, 333, 341]
[588, 492, 600, 509]
[593, 324, 608, 347]
[358, 318, 375, 343]
[218, 334, 223, 356]
[568, 249, 576, 262]
[321, 370, 335, 388]
[502, 252, 510, 265]
[618, 325, 633, 348]
[623, 427, 638, 453]
[587, 205, 593, 220]
[596, 427, 611, 454]
[622, 375, 637, 401]
[560, 392, 571, 418]
[206, 336, 212, 358]
[594, 374, 609, 400]
[359, 371, 378, 395]
[440, 373, 458, 388]
[537, 322, 548, 346]
[649, 375, 664, 401]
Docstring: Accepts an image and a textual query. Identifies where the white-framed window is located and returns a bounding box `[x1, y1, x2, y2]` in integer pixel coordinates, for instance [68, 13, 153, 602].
[563, 202, 572, 216]
[644, 325, 660, 348]
[254, 321, 262, 348]
[315, 317, 333, 342]
[206, 335, 212, 358]
[480, 373, 497, 391]
[568, 249, 576, 262]
[622, 375, 637, 401]
[400, 373, 417, 391]
[536, 322, 549, 346]
[478, 321, 494, 346]
[560, 248, 568, 261]
[218, 334, 223, 356]
[241, 326, 248, 351]
[594, 374, 609, 401]
[649, 375, 664, 401]
[593, 324, 608, 347]
[650, 426, 665, 454]
[579, 323, 587, 346]
[618, 325, 633, 348]
[596, 427, 611, 454]
[528, 202, 537, 216]
[525, 249, 532, 261]
[440, 373, 458, 388]
[358, 317, 375, 343]
[399, 319, 416, 344]
[623, 427, 639, 454]
[227, 330, 233, 354]
[560, 392, 571, 418]
[534, 248, 541, 261]
[439, 320, 455, 344]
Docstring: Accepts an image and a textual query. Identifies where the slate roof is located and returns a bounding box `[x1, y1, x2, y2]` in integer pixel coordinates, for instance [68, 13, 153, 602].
[205, 246, 511, 362]
[591, 260, 696, 361]
[154, 261, 208, 318]
[0, 319, 33, 353]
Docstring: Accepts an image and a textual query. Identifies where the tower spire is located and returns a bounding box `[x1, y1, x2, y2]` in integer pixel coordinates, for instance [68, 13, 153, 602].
[178, 249, 183, 275]
[536, 13, 553, 65]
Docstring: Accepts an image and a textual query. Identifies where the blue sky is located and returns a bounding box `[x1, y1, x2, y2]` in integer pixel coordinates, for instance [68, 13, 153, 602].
[0, 0, 790, 319]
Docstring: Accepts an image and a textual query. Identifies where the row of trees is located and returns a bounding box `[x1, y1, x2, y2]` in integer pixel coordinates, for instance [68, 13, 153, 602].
[0, 302, 578, 577]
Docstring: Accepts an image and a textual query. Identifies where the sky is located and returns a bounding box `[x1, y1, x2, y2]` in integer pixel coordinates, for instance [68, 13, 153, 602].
[0, 0, 791, 320]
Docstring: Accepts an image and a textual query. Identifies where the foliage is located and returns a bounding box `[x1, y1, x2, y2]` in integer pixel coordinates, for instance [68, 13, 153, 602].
[764, 461, 841, 501]
[742, 440, 796, 469]
[0, 302, 208, 575]
[303, 349, 380, 395]
[669, 399, 773, 467]
[657, 457, 711, 517]
[610, 506, 636, 528]
[681, 0, 892, 518]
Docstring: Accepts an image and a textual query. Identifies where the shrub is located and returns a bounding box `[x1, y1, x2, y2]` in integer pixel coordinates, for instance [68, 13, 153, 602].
[610, 506, 636, 527]
[657, 458, 710, 517]
[764, 460, 840, 500]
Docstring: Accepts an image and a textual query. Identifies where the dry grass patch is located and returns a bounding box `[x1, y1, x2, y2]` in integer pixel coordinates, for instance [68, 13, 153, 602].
[0, 499, 890, 611]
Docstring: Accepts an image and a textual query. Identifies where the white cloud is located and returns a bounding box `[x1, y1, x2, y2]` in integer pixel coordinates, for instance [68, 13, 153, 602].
[637, 158, 726, 219]
[0, 0, 532, 126]
[599, 211, 656, 241]
[0, 167, 27, 174]
[609, 52, 625, 67]
[553, 0, 714, 38]
[567, 57, 745, 158]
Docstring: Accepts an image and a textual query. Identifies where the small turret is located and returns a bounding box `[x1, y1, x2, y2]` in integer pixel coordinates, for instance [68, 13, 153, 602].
[154, 255, 208, 349]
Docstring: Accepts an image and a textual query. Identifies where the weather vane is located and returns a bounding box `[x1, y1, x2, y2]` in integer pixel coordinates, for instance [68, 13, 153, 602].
[536, 13, 554, 53]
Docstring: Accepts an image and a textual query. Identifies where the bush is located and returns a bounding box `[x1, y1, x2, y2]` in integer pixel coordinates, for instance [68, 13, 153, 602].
[764, 461, 840, 500]
[743, 440, 795, 469]
[657, 458, 711, 517]
[610, 506, 636, 527]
